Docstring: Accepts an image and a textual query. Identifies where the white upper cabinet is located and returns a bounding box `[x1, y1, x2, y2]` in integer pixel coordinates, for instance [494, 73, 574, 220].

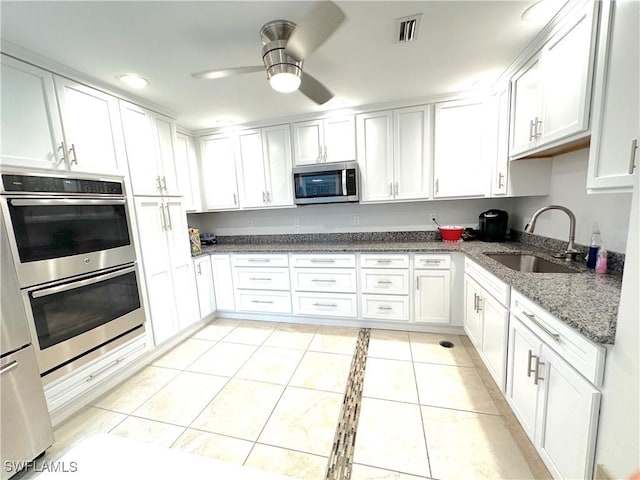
[174, 132, 201, 212]
[434, 99, 490, 198]
[1, 55, 124, 175]
[237, 125, 293, 209]
[120, 101, 180, 196]
[509, 1, 597, 158]
[357, 106, 429, 203]
[587, 0, 639, 192]
[292, 116, 355, 164]
[200, 133, 240, 210]
[54, 76, 125, 175]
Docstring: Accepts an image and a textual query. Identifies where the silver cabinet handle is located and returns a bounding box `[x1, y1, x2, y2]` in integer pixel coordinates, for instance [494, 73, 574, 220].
[535, 118, 543, 138]
[161, 176, 167, 191]
[165, 204, 173, 230]
[376, 280, 393, 285]
[522, 311, 560, 341]
[317, 146, 323, 162]
[435, 179, 439, 195]
[394, 182, 399, 195]
[529, 119, 536, 141]
[533, 358, 545, 385]
[422, 259, 442, 265]
[473, 292, 478, 312]
[629, 139, 638, 174]
[313, 302, 337, 308]
[376, 259, 392, 264]
[323, 145, 328, 162]
[156, 176, 162, 191]
[527, 349, 537, 378]
[251, 300, 274, 304]
[159, 204, 167, 230]
[67, 143, 78, 165]
[266, 191, 271, 203]
[262, 191, 267, 203]
[0, 361, 18, 375]
[498, 172, 505, 189]
[233, 193, 238, 206]
[249, 277, 272, 281]
[389, 182, 393, 196]
[197, 264, 202, 275]
[309, 259, 335, 263]
[377, 306, 393, 311]
[416, 276, 420, 290]
[57, 142, 67, 166]
[311, 278, 336, 283]
[248, 258, 270, 263]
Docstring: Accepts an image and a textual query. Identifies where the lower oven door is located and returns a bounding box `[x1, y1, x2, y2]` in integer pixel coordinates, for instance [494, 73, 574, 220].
[23, 263, 145, 376]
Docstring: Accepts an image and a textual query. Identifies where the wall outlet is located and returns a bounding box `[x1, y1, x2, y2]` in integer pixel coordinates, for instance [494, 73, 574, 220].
[247, 220, 254, 228]
[430, 212, 438, 223]
[294, 218, 300, 228]
[353, 215, 360, 225]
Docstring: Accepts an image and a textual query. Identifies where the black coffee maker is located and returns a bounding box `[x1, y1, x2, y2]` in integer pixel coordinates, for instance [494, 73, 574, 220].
[478, 210, 509, 242]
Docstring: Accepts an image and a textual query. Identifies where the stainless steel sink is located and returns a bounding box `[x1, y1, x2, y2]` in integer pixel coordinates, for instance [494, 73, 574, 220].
[484, 253, 579, 273]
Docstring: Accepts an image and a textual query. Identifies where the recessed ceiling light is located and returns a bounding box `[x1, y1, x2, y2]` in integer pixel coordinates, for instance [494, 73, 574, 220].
[118, 74, 149, 88]
[213, 119, 233, 127]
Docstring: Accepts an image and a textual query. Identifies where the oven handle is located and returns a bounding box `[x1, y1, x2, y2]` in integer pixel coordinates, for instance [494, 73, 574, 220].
[30, 265, 137, 299]
[10, 198, 126, 207]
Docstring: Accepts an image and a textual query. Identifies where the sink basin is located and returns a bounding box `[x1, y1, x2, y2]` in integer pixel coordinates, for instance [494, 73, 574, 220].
[484, 253, 579, 273]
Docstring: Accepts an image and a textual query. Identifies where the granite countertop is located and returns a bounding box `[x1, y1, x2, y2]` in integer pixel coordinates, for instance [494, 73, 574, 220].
[194, 239, 622, 345]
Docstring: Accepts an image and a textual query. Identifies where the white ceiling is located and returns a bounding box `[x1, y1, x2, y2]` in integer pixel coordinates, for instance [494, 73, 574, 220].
[1, 1, 547, 131]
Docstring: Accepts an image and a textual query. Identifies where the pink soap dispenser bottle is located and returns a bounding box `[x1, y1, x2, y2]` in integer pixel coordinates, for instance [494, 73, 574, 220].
[595, 248, 608, 274]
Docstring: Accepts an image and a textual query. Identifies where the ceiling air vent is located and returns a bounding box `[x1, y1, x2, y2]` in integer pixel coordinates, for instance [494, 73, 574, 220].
[396, 14, 422, 43]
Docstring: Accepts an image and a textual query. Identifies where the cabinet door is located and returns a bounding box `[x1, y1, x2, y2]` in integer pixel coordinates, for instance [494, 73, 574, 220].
[237, 130, 267, 208]
[510, 57, 541, 156]
[153, 115, 180, 196]
[324, 116, 356, 162]
[134, 197, 178, 345]
[481, 293, 509, 391]
[175, 133, 201, 212]
[262, 125, 293, 207]
[492, 90, 509, 196]
[433, 100, 488, 198]
[200, 134, 240, 210]
[356, 111, 394, 202]
[211, 254, 235, 310]
[587, 0, 639, 192]
[0, 55, 65, 170]
[292, 120, 322, 165]
[414, 270, 450, 324]
[194, 256, 216, 319]
[121, 102, 163, 196]
[506, 316, 543, 439]
[539, 4, 594, 146]
[536, 345, 601, 480]
[54, 76, 125, 175]
[463, 275, 483, 348]
[394, 106, 430, 200]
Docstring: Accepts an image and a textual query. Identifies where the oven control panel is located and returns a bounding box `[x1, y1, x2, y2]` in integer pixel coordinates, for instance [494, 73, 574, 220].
[2, 174, 123, 195]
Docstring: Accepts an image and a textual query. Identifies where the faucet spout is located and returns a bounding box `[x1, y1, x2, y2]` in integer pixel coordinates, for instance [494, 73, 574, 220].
[524, 205, 579, 261]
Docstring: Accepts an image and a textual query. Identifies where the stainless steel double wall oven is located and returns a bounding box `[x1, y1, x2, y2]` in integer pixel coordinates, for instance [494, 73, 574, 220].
[0, 170, 145, 381]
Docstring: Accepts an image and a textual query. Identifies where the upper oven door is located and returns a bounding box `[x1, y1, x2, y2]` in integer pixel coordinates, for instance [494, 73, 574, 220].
[1, 197, 135, 287]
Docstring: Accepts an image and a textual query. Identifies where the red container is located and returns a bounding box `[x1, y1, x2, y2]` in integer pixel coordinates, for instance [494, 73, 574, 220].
[439, 226, 464, 242]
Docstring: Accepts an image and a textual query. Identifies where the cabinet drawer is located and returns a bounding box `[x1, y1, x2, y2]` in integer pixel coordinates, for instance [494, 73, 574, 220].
[293, 292, 357, 317]
[236, 291, 292, 314]
[414, 254, 451, 269]
[360, 253, 409, 269]
[233, 268, 290, 291]
[361, 269, 409, 295]
[510, 290, 606, 386]
[292, 268, 356, 293]
[361, 294, 409, 321]
[291, 254, 356, 268]
[465, 257, 510, 307]
[231, 254, 289, 267]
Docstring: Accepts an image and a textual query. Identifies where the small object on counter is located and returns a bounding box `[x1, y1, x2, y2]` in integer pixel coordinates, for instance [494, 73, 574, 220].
[200, 233, 217, 245]
[586, 229, 601, 269]
[461, 228, 478, 241]
[189, 227, 201, 254]
[595, 248, 608, 274]
[439, 225, 464, 242]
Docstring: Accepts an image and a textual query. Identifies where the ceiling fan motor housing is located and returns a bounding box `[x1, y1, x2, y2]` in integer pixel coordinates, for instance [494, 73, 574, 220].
[260, 20, 302, 81]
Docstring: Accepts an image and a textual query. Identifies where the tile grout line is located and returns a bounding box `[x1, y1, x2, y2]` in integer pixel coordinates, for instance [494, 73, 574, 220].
[325, 328, 370, 480]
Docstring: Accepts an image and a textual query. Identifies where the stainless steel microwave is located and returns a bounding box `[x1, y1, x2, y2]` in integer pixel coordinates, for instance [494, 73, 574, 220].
[293, 161, 359, 205]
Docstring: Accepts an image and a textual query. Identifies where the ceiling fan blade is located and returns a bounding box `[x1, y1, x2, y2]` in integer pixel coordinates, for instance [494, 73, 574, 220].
[191, 66, 263, 80]
[299, 72, 333, 105]
[285, 1, 345, 61]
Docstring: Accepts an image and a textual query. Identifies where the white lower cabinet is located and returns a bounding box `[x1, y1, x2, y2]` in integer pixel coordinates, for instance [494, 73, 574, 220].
[194, 255, 216, 319]
[211, 254, 235, 311]
[360, 253, 409, 322]
[232, 254, 291, 314]
[361, 294, 409, 322]
[414, 254, 451, 324]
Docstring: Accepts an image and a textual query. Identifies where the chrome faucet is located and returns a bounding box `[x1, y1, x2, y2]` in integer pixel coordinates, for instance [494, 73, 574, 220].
[524, 205, 580, 261]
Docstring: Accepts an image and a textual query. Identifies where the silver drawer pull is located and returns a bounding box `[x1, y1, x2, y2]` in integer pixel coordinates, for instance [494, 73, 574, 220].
[377, 306, 393, 311]
[522, 311, 560, 341]
[422, 259, 442, 264]
[534, 359, 545, 385]
[527, 349, 536, 378]
[377, 280, 393, 285]
[247, 258, 270, 263]
[629, 139, 638, 174]
[249, 277, 272, 281]
[375, 259, 392, 263]
[311, 279, 336, 283]
[309, 259, 336, 263]
[0, 361, 18, 375]
[313, 302, 337, 308]
[251, 300, 274, 304]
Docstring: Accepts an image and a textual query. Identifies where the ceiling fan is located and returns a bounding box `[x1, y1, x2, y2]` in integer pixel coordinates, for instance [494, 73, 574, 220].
[191, 1, 345, 105]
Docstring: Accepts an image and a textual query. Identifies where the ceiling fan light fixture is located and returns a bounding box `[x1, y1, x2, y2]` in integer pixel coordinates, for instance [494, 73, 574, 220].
[267, 64, 302, 93]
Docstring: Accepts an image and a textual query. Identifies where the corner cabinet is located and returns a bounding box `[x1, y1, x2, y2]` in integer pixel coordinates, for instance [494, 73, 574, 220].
[1, 55, 125, 175]
[199, 133, 240, 210]
[587, 0, 639, 192]
[509, 1, 598, 158]
[357, 106, 430, 203]
[292, 116, 355, 165]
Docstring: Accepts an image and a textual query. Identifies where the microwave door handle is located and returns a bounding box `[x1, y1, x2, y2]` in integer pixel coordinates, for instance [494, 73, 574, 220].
[342, 170, 347, 196]
[30, 265, 137, 298]
[10, 199, 126, 207]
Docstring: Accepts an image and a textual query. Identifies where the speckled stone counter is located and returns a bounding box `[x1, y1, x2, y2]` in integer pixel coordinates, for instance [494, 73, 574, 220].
[194, 235, 623, 345]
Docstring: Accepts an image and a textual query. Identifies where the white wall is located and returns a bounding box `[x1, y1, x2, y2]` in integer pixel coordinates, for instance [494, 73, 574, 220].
[594, 171, 639, 478]
[510, 149, 632, 253]
[188, 198, 515, 236]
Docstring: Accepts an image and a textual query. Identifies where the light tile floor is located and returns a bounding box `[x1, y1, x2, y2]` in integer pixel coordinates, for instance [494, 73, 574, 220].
[31, 320, 552, 480]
